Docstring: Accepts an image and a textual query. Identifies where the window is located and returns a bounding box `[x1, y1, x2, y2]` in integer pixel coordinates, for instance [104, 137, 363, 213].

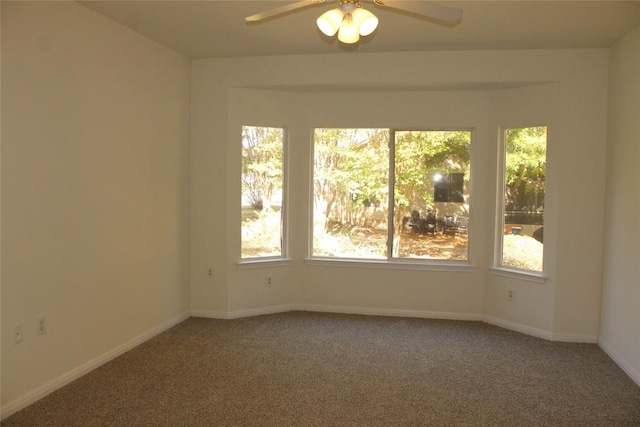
[312, 128, 472, 261]
[313, 129, 389, 259]
[241, 126, 285, 259]
[394, 131, 471, 260]
[434, 173, 465, 203]
[498, 126, 546, 272]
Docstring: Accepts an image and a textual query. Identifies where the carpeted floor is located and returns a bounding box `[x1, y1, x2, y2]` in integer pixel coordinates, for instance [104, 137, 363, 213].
[3, 311, 640, 426]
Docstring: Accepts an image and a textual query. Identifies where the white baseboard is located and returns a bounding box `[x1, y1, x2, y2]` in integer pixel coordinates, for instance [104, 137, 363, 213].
[226, 304, 297, 319]
[191, 303, 482, 322]
[191, 304, 296, 320]
[190, 309, 229, 319]
[298, 303, 483, 321]
[551, 331, 598, 343]
[598, 338, 640, 387]
[483, 315, 554, 340]
[1, 311, 191, 421]
[482, 315, 598, 343]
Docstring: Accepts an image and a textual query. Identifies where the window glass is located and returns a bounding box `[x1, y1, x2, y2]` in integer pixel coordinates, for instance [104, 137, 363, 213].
[241, 126, 284, 259]
[312, 128, 389, 258]
[394, 131, 471, 260]
[500, 126, 546, 272]
[312, 128, 472, 262]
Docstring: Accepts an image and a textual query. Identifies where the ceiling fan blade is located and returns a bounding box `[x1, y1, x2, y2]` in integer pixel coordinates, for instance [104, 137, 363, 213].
[245, 0, 327, 22]
[370, 1, 463, 25]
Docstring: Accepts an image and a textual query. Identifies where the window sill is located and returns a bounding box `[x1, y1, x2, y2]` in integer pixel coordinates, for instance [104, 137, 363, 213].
[305, 257, 477, 272]
[237, 258, 295, 269]
[489, 267, 546, 283]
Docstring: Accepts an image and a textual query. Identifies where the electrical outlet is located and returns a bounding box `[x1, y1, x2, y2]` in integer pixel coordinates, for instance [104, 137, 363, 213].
[507, 289, 515, 301]
[37, 316, 46, 336]
[265, 276, 273, 287]
[14, 324, 23, 344]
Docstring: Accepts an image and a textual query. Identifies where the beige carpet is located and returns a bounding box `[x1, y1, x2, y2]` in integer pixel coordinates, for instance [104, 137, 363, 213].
[3, 311, 640, 426]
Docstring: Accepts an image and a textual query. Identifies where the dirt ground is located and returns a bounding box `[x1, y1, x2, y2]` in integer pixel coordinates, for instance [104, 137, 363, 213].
[347, 227, 469, 260]
[242, 212, 469, 260]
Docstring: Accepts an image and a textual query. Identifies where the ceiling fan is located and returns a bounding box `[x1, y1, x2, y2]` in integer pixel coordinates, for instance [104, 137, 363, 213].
[245, 0, 463, 44]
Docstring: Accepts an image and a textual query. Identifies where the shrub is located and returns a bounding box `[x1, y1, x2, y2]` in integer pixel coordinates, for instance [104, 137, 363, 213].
[502, 235, 543, 271]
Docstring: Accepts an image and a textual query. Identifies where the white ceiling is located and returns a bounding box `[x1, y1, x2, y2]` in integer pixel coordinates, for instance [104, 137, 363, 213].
[78, 1, 640, 59]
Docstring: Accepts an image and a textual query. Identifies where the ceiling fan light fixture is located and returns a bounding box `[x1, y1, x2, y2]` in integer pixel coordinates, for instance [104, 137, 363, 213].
[246, 1, 463, 47]
[317, 8, 344, 37]
[337, 13, 359, 44]
[351, 7, 378, 36]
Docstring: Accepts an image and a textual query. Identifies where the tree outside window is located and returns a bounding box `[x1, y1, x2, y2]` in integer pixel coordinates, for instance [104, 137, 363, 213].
[313, 129, 389, 259]
[313, 128, 472, 261]
[393, 130, 471, 259]
[241, 126, 284, 259]
[500, 126, 546, 272]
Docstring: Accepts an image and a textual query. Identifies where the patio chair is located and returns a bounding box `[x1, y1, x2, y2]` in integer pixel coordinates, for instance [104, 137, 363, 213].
[424, 211, 437, 235]
[456, 216, 469, 235]
[410, 210, 437, 235]
[442, 215, 458, 236]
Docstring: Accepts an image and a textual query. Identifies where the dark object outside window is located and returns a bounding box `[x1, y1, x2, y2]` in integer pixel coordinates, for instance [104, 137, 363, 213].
[434, 173, 464, 203]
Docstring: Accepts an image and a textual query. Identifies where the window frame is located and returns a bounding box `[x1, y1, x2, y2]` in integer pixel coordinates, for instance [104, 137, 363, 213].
[308, 127, 475, 269]
[434, 173, 465, 203]
[239, 125, 290, 265]
[493, 125, 546, 280]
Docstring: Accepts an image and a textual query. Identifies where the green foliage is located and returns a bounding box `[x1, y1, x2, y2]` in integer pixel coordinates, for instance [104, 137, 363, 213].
[313, 129, 389, 226]
[241, 126, 283, 210]
[394, 131, 471, 217]
[313, 128, 472, 239]
[505, 126, 547, 211]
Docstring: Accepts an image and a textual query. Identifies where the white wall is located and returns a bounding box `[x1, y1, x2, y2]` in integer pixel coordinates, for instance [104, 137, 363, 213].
[1, 1, 191, 415]
[485, 52, 609, 342]
[190, 50, 609, 335]
[599, 25, 640, 386]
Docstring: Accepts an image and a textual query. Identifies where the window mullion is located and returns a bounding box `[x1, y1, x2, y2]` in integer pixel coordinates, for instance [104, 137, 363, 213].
[387, 129, 396, 259]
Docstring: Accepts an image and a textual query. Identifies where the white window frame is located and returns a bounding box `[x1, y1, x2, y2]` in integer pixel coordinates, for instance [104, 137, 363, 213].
[239, 125, 290, 266]
[307, 127, 475, 271]
[492, 125, 546, 282]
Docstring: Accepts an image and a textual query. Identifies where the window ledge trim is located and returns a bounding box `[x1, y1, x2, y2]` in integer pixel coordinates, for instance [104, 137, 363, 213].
[305, 257, 476, 272]
[238, 258, 295, 269]
[489, 267, 546, 283]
